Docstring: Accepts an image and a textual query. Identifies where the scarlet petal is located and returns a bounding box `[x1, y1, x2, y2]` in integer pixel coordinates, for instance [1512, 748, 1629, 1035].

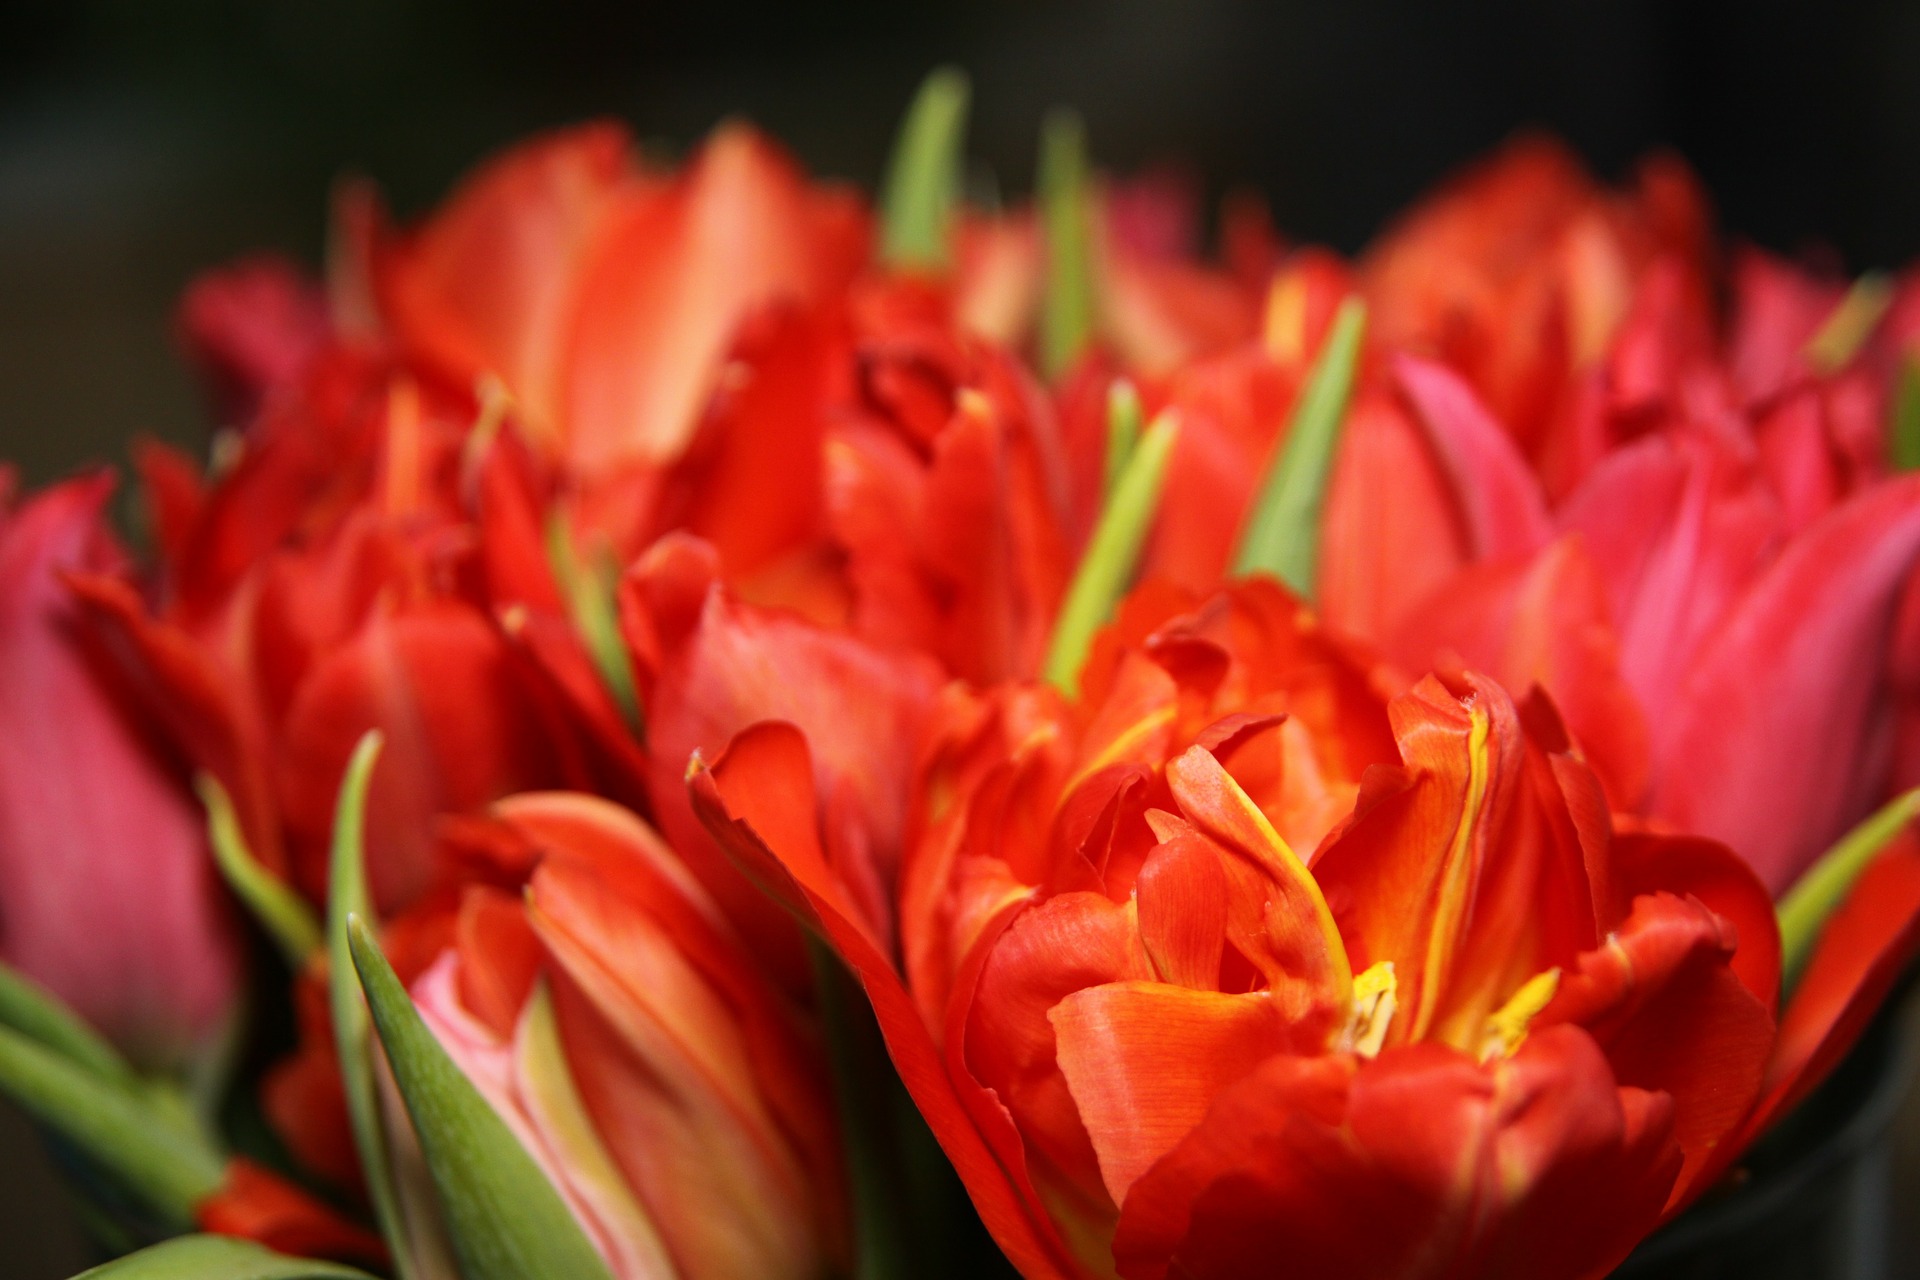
[1649, 474, 1920, 892]
[376, 120, 635, 448]
[276, 602, 565, 909]
[689, 723, 1089, 1280]
[562, 124, 868, 472]
[1536, 891, 1773, 1205]
[1114, 1031, 1678, 1280]
[197, 1158, 388, 1267]
[1742, 833, 1920, 1147]
[1320, 391, 1473, 640]
[639, 556, 939, 970]
[1052, 981, 1287, 1207]
[1391, 354, 1553, 559]
[1611, 832, 1782, 1013]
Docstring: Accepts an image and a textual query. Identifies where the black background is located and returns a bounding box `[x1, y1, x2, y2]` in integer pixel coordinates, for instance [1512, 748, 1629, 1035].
[2, 2, 1919, 1275]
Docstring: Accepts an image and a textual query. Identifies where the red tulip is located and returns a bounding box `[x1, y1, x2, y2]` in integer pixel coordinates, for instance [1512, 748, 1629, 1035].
[687, 580, 1920, 1279]
[1324, 348, 1920, 893]
[0, 476, 241, 1069]
[74, 347, 588, 913]
[620, 533, 940, 979]
[371, 119, 870, 478]
[1360, 134, 1712, 485]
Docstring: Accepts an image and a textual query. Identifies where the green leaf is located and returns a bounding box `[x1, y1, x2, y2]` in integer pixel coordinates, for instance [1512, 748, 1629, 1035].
[0, 1023, 224, 1226]
[1232, 296, 1368, 595]
[325, 732, 417, 1277]
[880, 67, 971, 271]
[73, 1233, 377, 1279]
[1039, 109, 1097, 379]
[1103, 379, 1144, 503]
[1805, 272, 1893, 374]
[0, 961, 136, 1089]
[1778, 788, 1920, 994]
[1893, 355, 1920, 472]
[200, 774, 322, 966]
[1045, 410, 1181, 694]
[545, 515, 643, 734]
[347, 916, 616, 1280]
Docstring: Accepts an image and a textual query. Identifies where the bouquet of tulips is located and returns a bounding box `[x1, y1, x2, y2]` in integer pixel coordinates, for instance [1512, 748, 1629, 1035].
[6, 69, 1920, 1280]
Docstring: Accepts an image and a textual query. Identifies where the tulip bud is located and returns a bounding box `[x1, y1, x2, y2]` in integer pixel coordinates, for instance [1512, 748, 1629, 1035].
[0, 476, 240, 1071]
[403, 793, 848, 1279]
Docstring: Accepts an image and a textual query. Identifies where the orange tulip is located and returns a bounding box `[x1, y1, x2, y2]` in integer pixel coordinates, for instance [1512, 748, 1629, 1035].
[688, 580, 1920, 1279]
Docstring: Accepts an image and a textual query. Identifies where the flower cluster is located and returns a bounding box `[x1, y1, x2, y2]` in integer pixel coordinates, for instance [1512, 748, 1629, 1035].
[3, 72, 1920, 1280]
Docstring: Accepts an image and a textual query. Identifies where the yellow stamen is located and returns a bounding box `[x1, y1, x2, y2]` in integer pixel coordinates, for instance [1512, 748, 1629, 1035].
[1346, 961, 1398, 1059]
[1479, 968, 1561, 1063]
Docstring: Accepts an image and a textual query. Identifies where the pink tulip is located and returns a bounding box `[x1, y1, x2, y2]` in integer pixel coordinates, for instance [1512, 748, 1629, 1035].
[0, 476, 240, 1068]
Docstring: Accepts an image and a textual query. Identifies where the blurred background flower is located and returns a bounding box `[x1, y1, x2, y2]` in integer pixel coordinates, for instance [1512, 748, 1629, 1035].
[7, 2, 1920, 1275]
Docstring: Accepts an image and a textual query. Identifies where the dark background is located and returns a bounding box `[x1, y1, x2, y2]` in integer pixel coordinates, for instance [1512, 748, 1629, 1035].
[3, 1, 1920, 1274]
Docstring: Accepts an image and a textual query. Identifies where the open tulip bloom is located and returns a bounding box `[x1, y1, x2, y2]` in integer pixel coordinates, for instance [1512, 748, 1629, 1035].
[3, 68, 1920, 1280]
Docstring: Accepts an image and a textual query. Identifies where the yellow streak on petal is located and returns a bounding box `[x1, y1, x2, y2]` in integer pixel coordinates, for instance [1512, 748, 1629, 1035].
[1215, 761, 1354, 1006]
[1412, 704, 1492, 1042]
[1478, 967, 1562, 1064]
[1061, 704, 1176, 798]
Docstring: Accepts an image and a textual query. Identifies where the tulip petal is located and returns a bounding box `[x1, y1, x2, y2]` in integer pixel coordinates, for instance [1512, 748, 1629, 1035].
[1113, 1030, 1677, 1280]
[195, 1158, 390, 1268]
[1051, 982, 1287, 1207]
[563, 124, 867, 470]
[374, 121, 634, 449]
[1311, 676, 1515, 1043]
[1649, 474, 1920, 891]
[1391, 353, 1553, 559]
[689, 723, 1089, 1280]
[1535, 891, 1773, 1206]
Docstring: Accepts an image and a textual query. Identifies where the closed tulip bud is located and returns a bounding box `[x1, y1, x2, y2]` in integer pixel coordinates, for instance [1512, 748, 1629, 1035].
[407, 793, 848, 1279]
[0, 476, 241, 1070]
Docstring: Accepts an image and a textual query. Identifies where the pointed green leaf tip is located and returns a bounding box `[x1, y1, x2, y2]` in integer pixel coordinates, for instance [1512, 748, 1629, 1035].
[1045, 409, 1181, 694]
[1778, 788, 1920, 994]
[1893, 354, 1920, 472]
[881, 67, 971, 271]
[347, 915, 616, 1280]
[1232, 296, 1368, 595]
[545, 515, 643, 734]
[324, 732, 421, 1279]
[201, 773, 321, 966]
[1040, 108, 1097, 379]
[1806, 272, 1893, 375]
[74, 1234, 377, 1279]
